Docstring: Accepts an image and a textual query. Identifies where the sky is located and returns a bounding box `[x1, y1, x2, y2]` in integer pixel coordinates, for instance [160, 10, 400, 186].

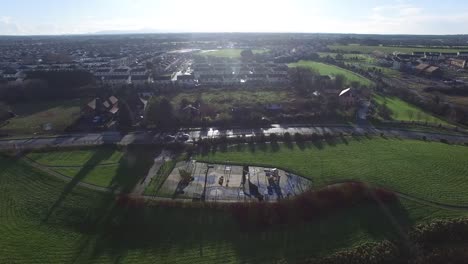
[0, 0, 467, 35]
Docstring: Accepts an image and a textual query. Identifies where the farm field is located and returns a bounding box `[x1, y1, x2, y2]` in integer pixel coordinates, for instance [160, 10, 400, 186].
[374, 95, 448, 124]
[171, 88, 292, 113]
[198, 48, 267, 58]
[0, 154, 467, 263]
[288, 60, 374, 86]
[25, 146, 155, 189]
[0, 99, 84, 135]
[329, 44, 468, 54]
[197, 138, 468, 206]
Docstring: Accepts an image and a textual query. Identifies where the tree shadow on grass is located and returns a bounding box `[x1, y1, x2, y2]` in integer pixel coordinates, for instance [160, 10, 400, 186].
[110, 146, 160, 193]
[42, 147, 116, 222]
[80, 197, 414, 264]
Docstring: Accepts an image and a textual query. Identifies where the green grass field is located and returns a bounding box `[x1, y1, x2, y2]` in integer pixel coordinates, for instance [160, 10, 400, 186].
[329, 44, 468, 54]
[198, 49, 267, 58]
[288, 60, 374, 87]
[171, 88, 292, 113]
[374, 95, 448, 124]
[0, 154, 466, 263]
[25, 147, 154, 189]
[0, 99, 84, 135]
[144, 159, 177, 196]
[197, 138, 468, 206]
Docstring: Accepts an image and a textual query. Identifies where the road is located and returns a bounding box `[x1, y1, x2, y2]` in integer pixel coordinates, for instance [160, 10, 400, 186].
[1, 124, 467, 150]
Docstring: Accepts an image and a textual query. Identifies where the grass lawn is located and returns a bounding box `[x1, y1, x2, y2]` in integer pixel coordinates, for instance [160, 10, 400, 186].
[374, 95, 448, 124]
[329, 44, 468, 54]
[0, 154, 466, 263]
[144, 159, 177, 196]
[197, 138, 468, 206]
[25, 146, 154, 189]
[171, 88, 293, 113]
[0, 99, 84, 135]
[27, 147, 123, 166]
[288, 60, 374, 87]
[198, 49, 267, 58]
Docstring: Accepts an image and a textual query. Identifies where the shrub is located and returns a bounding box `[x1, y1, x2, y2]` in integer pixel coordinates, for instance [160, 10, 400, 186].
[283, 132, 292, 142]
[294, 133, 304, 142]
[269, 133, 278, 143]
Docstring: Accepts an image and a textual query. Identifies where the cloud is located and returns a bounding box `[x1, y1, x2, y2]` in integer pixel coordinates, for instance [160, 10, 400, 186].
[0, 16, 23, 35]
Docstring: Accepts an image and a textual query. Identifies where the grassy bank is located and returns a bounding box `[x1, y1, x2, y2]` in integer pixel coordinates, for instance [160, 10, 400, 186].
[0, 154, 466, 263]
[197, 138, 468, 205]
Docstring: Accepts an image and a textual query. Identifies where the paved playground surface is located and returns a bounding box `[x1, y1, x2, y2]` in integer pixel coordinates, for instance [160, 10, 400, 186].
[159, 161, 313, 202]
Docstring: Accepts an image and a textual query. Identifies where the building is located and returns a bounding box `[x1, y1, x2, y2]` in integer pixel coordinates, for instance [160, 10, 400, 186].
[439, 52, 458, 60]
[458, 52, 468, 59]
[175, 74, 196, 87]
[83, 96, 120, 120]
[448, 58, 467, 69]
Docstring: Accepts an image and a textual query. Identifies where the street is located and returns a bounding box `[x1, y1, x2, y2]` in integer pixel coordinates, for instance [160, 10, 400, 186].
[1, 124, 467, 150]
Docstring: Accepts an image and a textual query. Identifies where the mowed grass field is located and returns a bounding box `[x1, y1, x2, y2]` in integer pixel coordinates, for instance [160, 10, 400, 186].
[25, 147, 154, 189]
[374, 95, 448, 124]
[198, 49, 267, 58]
[198, 138, 468, 206]
[329, 44, 468, 54]
[0, 154, 467, 263]
[171, 88, 292, 113]
[0, 99, 84, 135]
[288, 60, 374, 87]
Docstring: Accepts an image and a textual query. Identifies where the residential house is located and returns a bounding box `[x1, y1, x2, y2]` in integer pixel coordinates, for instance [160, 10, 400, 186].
[83, 96, 120, 123]
[424, 52, 440, 62]
[458, 52, 468, 59]
[448, 58, 467, 69]
[176, 74, 196, 87]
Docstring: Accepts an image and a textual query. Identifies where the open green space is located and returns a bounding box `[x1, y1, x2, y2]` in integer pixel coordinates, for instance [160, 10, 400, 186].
[27, 147, 123, 167]
[0, 154, 466, 263]
[374, 95, 448, 124]
[288, 60, 374, 87]
[198, 49, 267, 58]
[25, 147, 153, 188]
[0, 99, 84, 135]
[144, 159, 177, 196]
[171, 88, 292, 113]
[198, 138, 468, 206]
[329, 44, 468, 54]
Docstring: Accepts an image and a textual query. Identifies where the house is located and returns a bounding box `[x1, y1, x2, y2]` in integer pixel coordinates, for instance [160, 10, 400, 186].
[458, 52, 468, 59]
[198, 74, 223, 85]
[153, 75, 173, 85]
[440, 52, 458, 60]
[448, 58, 467, 69]
[338, 88, 357, 107]
[415, 63, 431, 73]
[423, 66, 442, 78]
[392, 57, 412, 71]
[424, 52, 440, 62]
[412, 51, 425, 57]
[83, 96, 120, 121]
[130, 75, 151, 85]
[176, 74, 196, 87]
[101, 75, 131, 84]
